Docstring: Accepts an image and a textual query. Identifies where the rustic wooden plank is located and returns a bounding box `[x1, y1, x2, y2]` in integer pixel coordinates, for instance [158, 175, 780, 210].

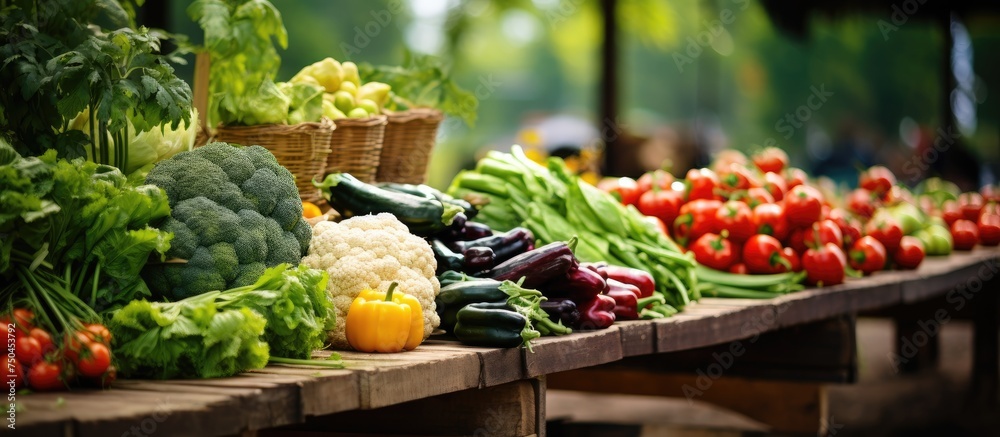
[655, 301, 777, 353]
[522, 328, 622, 377]
[845, 270, 905, 312]
[615, 320, 656, 357]
[901, 249, 999, 303]
[771, 285, 851, 328]
[421, 338, 527, 388]
[547, 369, 825, 435]
[339, 347, 481, 409]
[248, 367, 360, 417]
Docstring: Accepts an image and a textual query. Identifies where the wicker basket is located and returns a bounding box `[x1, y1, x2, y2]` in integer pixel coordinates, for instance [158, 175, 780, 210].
[326, 115, 388, 183]
[213, 119, 335, 203]
[375, 109, 444, 184]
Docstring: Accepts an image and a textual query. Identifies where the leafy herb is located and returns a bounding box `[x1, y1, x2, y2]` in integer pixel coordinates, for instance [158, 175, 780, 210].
[359, 52, 479, 127]
[0, 0, 192, 168]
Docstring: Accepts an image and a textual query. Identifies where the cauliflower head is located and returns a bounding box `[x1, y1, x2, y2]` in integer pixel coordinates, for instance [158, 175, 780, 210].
[301, 213, 440, 349]
[142, 142, 312, 300]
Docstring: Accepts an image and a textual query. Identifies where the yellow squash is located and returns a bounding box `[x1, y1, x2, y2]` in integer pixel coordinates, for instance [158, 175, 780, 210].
[345, 282, 423, 353]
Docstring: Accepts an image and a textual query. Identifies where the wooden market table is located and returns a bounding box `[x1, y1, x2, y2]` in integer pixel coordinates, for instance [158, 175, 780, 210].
[10, 247, 1000, 437]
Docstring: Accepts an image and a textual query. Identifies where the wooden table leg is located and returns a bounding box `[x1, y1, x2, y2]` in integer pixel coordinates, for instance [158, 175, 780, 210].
[892, 298, 943, 374]
[972, 276, 999, 405]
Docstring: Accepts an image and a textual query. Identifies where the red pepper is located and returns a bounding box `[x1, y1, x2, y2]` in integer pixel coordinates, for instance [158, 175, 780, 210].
[575, 295, 616, 330]
[606, 278, 641, 299]
[542, 265, 607, 301]
[600, 265, 655, 298]
[605, 285, 639, 320]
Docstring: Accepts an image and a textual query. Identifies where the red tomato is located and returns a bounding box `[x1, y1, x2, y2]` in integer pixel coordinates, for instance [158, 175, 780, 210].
[712, 150, 749, 173]
[951, 219, 979, 250]
[828, 208, 862, 248]
[75, 342, 111, 378]
[691, 233, 738, 271]
[762, 172, 788, 202]
[865, 215, 904, 254]
[859, 166, 896, 195]
[645, 215, 669, 237]
[752, 147, 789, 174]
[942, 200, 963, 226]
[742, 234, 789, 274]
[674, 199, 722, 246]
[894, 236, 926, 269]
[980, 185, 1000, 203]
[638, 189, 683, 231]
[15, 336, 42, 366]
[718, 163, 759, 193]
[637, 169, 674, 194]
[27, 361, 67, 392]
[85, 324, 113, 345]
[785, 168, 809, 189]
[785, 185, 824, 228]
[847, 188, 877, 219]
[598, 177, 641, 206]
[849, 236, 887, 275]
[742, 187, 776, 209]
[787, 227, 809, 254]
[83, 365, 117, 390]
[752, 203, 790, 241]
[3, 356, 24, 389]
[803, 242, 847, 286]
[782, 247, 802, 272]
[685, 168, 721, 201]
[805, 220, 844, 248]
[714, 201, 755, 243]
[64, 330, 96, 362]
[12, 308, 34, 332]
[959, 192, 984, 222]
[728, 263, 749, 274]
[978, 204, 1000, 246]
[29, 328, 55, 355]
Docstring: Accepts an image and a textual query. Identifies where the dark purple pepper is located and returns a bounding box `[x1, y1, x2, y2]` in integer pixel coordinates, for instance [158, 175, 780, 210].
[450, 227, 534, 265]
[462, 246, 496, 274]
[488, 242, 577, 289]
[460, 221, 494, 240]
[540, 298, 580, 327]
[541, 266, 607, 301]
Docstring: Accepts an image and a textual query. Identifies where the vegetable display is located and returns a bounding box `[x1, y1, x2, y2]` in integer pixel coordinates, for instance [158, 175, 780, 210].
[109, 264, 339, 379]
[301, 213, 441, 350]
[142, 142, 312, 300]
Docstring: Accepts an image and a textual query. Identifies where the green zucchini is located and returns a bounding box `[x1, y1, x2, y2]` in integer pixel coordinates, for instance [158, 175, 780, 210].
[315, 173, 462, 233]
[453, 301, 538, 348]
[435, 279, 505, 331]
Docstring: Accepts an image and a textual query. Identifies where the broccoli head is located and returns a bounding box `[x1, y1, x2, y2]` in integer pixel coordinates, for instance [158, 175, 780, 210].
[142, 142, 311, 299]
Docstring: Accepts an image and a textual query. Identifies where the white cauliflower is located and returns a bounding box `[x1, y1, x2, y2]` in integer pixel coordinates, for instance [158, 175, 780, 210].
[301, 213, 440, 349]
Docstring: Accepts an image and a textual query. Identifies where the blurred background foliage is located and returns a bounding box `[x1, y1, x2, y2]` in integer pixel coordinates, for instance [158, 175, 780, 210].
[162, 0, 999, 190]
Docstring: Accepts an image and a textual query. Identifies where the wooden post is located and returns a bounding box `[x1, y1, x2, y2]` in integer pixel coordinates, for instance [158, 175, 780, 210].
[599, 0, 619, 176]
[972, 275, 999, 405]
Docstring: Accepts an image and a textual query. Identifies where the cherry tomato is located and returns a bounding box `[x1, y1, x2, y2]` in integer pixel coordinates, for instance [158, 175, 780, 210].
[3, 356, 24, 389]
[762, 172, 788, 202]
[714, 201, 756, 243]
[828, 208, 862, 248]
[29, 328, 55, 355]
[787, 227, 809, 254]
[598, 177, 641, 206]
[803, 242, 847, 286]
[894, 236, 926, 269]
[859, 166, 896, 196]
[752, 147, 789, 174]
[638, 189, 683, 232]
[691, 233, 737, 271]
[742, 187, 776, 209]
[951, 219, 979, 250]
[978, 204, 1000, 246]
[15, 336, 42, 366]
[636, 169, 674, 194]
[847, 188, 877, 219]
[849, 236, 888, 275]
[865, 215, 904, 254]
[85, 323, 113, 345]
[742, 234, 789, 274]
[980, 185, 1000, 203]
[64, 330, 96, 362]
[942, 200, 964, 227]
[12, 308, 34, 332]
[674, 199, 722, 246]
[712, 150, 749, 173]
[785, 185, 824, 228]
[718, 163, 759, 193]
[27, 361, 68, 392]
[804, 219, 844, 249]
[752, 203, 790, 242]
[685, 168, 721, 201]
[728, 263, 749, 274]
[782, 247, 802, 272]
[75, 342, 112, 378]
[645, 215, 669, 237]
[82, 365, 117, 390]
[959, 192, 984, 222]
[785, 168, 809, 189]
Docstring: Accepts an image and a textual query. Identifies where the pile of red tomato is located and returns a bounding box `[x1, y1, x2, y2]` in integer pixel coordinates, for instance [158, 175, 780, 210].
[596, 148, 982, 287]
[4, 308, 115, 392]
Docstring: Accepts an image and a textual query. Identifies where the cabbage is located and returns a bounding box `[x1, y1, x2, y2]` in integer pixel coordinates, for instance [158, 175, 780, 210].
[68, 108, 200, 175]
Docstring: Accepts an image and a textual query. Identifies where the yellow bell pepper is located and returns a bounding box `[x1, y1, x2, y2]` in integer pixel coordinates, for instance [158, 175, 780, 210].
[345, 282, 423, 353]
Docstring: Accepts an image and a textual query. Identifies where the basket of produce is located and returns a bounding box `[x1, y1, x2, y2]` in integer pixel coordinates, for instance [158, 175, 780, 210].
[360, 53, 479, 184]
[376, 108, 444, 184]
[214, 119, 335, 203]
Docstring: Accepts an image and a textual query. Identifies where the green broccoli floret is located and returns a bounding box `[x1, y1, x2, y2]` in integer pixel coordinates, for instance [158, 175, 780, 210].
[142, 142, 313, 299]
